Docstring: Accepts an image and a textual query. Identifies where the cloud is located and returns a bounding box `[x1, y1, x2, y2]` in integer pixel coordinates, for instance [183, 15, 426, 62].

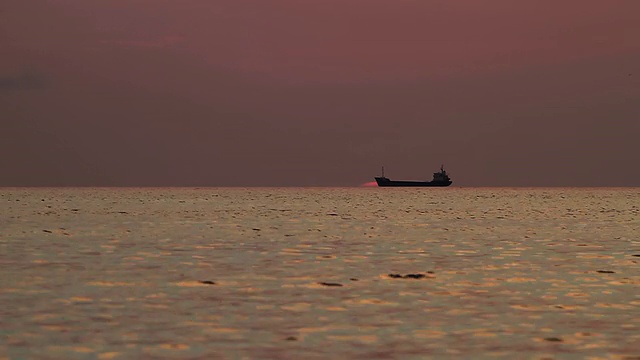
[0, 71, 47, 91]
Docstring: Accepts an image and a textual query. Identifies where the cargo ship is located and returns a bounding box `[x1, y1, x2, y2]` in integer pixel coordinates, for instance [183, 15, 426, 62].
[374, 165, 452, 187]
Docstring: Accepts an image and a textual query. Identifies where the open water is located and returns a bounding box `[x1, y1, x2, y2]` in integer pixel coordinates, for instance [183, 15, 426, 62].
[1, 188, 639, 359]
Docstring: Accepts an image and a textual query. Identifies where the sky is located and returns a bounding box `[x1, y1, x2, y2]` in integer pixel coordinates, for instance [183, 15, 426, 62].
[1, 0, 639, 186]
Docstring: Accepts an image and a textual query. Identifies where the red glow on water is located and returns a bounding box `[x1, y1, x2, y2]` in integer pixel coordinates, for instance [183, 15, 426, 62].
[361, 181, 378, 187]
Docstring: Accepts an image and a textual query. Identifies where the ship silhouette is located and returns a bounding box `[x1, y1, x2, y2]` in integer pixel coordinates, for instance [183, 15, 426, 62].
[375, 165, 452, 187]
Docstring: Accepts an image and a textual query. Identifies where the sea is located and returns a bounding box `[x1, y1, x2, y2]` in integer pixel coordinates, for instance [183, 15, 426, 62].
[1, 187, 639, 359]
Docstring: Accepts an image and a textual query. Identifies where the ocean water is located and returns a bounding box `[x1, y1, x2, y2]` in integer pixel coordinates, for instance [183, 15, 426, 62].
[1, 187, 639, 359]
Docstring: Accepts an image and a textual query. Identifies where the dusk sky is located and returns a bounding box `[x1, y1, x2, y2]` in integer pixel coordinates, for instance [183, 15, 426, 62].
[2, 0, 639, 186]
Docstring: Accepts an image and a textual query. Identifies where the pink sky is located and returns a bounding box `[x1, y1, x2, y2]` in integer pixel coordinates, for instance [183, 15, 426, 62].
[1, 0, 639, 185]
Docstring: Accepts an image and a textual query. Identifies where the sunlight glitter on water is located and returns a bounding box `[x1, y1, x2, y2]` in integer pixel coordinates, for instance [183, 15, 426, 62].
[1, 188, 639, 358]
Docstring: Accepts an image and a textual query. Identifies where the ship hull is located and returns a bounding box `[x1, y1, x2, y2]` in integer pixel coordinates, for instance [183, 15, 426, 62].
[375, 177, 452, 187]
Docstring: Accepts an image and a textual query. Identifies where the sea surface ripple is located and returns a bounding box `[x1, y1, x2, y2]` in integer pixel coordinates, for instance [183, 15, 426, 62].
[1, 188, 639, 359]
